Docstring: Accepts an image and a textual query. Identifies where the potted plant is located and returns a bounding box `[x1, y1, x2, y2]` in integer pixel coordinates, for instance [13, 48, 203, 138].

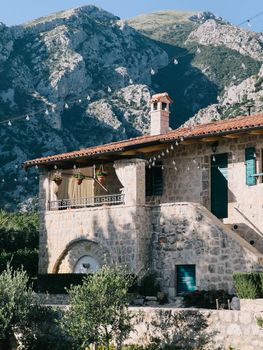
[73, 172, 86, 185]
[96, 170, 107, 184]
[52, 171, 62, 186]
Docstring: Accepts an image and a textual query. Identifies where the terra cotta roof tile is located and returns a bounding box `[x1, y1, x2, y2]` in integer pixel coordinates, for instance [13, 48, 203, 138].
[24, 113, 263, 168]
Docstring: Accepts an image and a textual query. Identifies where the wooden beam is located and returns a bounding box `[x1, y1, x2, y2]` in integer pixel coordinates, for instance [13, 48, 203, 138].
[181, 140, 198, 145]
[249, 130, 263, 135]
[200, 137, 222, 142]
[131, 144, 168, 154]
[223, 133, 246, 139]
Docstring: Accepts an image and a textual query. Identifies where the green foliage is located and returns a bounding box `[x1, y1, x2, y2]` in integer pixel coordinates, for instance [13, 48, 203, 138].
[0, 265, 38, 345]
[0, 211, 39, 277]
[183, 290, 233, 309]
[138, 271, 160, 296]
[61, 266, 135, 350]
[37, 273, 87, 294]
[233, 272, 263, 299]
[256, 316, 263, 328]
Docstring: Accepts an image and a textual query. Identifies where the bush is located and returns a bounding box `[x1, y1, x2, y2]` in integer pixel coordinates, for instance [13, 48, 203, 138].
[233, 272, 263, 299]
[37, 273, 87, 294]
[138, 272, 160, 296]
[183, 290, 233, 309]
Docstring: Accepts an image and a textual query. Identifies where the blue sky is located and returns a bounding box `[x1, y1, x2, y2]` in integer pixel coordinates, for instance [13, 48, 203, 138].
[1, 0, 262, 32]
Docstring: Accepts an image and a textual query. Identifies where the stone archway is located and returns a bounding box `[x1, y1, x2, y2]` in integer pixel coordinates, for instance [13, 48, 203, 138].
[52, 239, 112, 273]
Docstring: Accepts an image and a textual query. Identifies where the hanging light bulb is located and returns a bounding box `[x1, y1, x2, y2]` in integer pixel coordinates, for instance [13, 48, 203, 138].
[54, 165, 58, 170]
[212, 155, 216, 162]
[14, 178, 17, 182]
[174, 166, 178, 171]
[35, 176, 38, 180]
[150, 68, 155, 75]
[64, 103, 69, 109]
[170, 145, 174, 150]
[149, 158, 152, 163]
[107, 86, 112, 93]
[15, 164, 18, 169]
[1, 179, 5, 183]
[173, 58, 179, 65]
[193, 158, 197, 164]
[78, 99, 82, 103]
[161, 165, 164, 170]
[152, 161, 156, 166]
[180, 136, 184, 142]
[158, 154, 161, 159]
[24, 176, 28, 181]
[161, 152, 165, 157]
[26, 115, 30, 121]
[45, 109, 49, 116]
[35, 165, 38, 169]
[86, 95, 91, 101]
[8, 121, 12, 126]
[175, 140, 179, 146]
[166, 149, 169, 154]
[129, 78, 133, 84]
[148, 165, 152, 169]
[73, 164, 77, 169]
[187, 166, 190, 171]
[153, 157, 156, 161]
[254, 152, 257, 158]
[172, 160, 176, 165]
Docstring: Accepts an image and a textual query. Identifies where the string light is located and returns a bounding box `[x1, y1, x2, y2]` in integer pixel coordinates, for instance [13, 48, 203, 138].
[212, 155, 216, 162]
[107, 86, 112, 93]
[64, 103, 69, 109]
[8, 121, 12, 126]
[54, 165, 58, 170]
[150, 68, 155, 75]
[26, 115, 30, 121]
[45, 109, 49, 116]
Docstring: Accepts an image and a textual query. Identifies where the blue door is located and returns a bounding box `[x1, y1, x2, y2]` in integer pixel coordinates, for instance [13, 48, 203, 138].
[176, 265, 196, 294]
[211, 153, 228, 219]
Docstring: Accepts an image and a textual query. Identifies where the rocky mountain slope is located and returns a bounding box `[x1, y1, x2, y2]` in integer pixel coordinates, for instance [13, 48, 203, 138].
[0, 6, 262, 208]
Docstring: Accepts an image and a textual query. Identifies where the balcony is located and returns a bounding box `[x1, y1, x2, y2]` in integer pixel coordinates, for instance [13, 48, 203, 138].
[49, 194, 125, 211]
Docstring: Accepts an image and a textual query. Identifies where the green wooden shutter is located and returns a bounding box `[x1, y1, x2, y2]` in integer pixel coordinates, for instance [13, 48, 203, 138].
[245, 147, 256, 186]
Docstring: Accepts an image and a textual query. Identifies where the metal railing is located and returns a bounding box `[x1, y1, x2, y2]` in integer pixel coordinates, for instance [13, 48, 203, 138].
[49, 194, 125, 210]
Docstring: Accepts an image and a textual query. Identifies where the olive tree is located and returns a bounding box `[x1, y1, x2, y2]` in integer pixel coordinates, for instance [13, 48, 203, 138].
[61, 266, 134, 350]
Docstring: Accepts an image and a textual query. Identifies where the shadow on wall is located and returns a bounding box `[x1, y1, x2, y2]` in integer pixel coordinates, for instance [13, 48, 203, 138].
[50, 206, 151, 274]
[150, 203, 262, 295]
[133, 308, 216, 350]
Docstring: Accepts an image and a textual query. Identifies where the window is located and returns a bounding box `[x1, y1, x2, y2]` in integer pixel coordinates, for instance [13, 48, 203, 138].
[162, 102, 167, 110]
[245, 147, 256, 186]
[153, 102, 158, 110]
[146, 163, 163, 196]
[176, 265, 196, 294]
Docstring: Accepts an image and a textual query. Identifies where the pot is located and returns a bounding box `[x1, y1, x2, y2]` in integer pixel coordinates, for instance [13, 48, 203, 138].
[76, 179, 83, 185]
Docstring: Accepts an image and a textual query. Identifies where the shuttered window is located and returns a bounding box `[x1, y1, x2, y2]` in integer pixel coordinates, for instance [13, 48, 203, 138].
[245, 147, 256, 186]
[146, 163, 163, 196]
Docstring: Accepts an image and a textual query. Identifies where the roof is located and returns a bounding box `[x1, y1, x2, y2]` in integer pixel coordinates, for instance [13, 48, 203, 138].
[24, 113, 263, 168]
[150, 92, 173, 103]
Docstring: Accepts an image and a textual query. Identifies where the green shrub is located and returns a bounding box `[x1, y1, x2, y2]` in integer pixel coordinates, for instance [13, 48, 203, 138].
[183, 290, 233, 309]
[233, 272, 263, 299]
[138, 272, 160, 296]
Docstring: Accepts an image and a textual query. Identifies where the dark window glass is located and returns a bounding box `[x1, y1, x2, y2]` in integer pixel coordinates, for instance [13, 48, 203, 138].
[146, 163, 163, 196]
[153, 102, 158, 110]
[162, 102, 167, 110]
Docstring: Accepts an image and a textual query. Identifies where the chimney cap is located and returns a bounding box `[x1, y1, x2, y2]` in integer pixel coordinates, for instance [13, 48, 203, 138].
[150, 92, 173, 104]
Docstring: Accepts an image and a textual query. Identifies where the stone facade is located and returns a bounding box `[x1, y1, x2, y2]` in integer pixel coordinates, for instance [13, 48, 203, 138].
[128, 307, 263, 350]
[38, 134, 263, 296]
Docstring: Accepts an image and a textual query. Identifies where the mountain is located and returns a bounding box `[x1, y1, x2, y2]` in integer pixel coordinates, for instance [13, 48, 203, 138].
[0, 6, 262, 209]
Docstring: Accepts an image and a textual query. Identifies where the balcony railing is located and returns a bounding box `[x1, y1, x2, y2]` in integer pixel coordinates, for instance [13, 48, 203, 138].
[49, 194, 125, 211]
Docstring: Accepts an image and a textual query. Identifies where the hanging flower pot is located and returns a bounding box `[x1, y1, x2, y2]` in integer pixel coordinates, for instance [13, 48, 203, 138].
[96, 171, 107, 184]
[52, 172, 62, 186]
[73, 172, 86, 185]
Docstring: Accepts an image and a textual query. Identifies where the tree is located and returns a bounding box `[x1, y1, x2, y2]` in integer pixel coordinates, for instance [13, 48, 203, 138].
[61, 266, 134, 350]
[0, 265, 39, 349]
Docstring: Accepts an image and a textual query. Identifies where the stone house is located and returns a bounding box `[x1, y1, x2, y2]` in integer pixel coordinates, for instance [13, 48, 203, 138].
[25, 93, 263, 297]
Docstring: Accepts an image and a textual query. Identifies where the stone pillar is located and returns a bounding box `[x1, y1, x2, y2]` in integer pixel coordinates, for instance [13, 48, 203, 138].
[39, 169, 50, 212]
[114, 159, 146, 205]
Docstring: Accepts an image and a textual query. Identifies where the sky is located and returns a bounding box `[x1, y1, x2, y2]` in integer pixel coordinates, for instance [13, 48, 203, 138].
[0, 0, 262, 32]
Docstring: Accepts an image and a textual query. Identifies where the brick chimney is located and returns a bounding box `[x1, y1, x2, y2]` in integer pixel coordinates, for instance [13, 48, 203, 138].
[150, 92, 173, 135]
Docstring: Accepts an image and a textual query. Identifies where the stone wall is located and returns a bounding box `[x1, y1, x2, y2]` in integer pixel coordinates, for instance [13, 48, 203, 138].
[128, 306, 263, 350]
[151, 202, 263, 296]
[40, 204, 151, 274]
[146, 134, 263, 253]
